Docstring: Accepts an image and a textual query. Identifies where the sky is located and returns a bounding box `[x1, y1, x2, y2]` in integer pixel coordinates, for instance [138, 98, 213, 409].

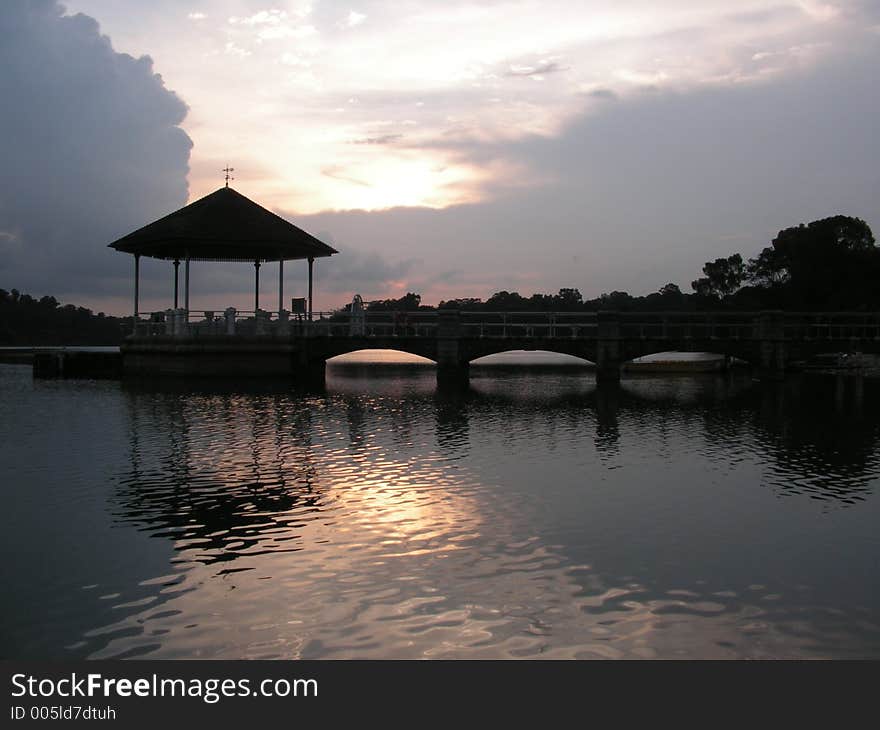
[1, 0, 878, 315]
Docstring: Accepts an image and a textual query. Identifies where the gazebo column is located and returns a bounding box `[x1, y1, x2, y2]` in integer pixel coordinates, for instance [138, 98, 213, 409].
[184, 254, 190, 312]
[254, 260, 261, 312]
[133, 254, 140, 321]
[278, 258, 284, 314]
[308, 256, 314, 320]
[173, 259, 180, 308]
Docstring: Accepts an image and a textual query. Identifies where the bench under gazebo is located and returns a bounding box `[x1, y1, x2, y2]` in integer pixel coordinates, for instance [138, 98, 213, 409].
[109, 184, 337, 336]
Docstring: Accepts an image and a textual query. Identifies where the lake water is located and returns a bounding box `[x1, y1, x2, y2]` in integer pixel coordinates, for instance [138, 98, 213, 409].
[1, 360, 879, 659]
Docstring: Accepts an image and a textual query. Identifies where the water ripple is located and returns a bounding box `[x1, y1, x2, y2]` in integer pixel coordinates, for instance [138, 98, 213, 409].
[1, 365, 879, 659]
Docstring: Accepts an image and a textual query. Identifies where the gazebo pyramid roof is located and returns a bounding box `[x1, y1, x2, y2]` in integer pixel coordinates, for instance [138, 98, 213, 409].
[108, 186, 338, 262]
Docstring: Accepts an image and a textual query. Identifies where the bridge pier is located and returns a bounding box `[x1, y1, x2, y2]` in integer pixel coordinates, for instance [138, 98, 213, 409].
[594, 378, 621, 450]
[293, 347, 327, 387]
[596, 310, 622, 382]
[757, 310, 786, 380]
[436, 309, 470, 386]
[437, 363, 470, 388]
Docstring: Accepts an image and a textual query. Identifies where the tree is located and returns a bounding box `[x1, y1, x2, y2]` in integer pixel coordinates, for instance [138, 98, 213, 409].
[599, 290, 635, 310]
[653, 282, 687, 309]
[438, 298, 482, 310]
[691, 254, 745, 300]
[555, 288, 583, 309]
[746, 246, 789, 287]
[366, 292, 422, 311]
[747, 215, 878, 308]
[485, 291, 527, 311]
[0, 289, 124, 345]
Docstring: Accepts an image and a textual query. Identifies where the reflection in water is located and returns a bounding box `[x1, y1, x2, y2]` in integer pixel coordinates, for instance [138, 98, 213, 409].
[118, 391, 323, 569]
[594, 383, 620, 458]
[1, 364, 879, 659]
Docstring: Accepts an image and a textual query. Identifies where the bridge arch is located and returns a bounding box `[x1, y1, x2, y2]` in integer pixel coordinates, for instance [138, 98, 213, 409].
[623, 350, 729, 373]
[469, 349, 594, 367]
[325, 348, 437, 365]
[462, 340, 598, 365]
[618, 342, 760, 369]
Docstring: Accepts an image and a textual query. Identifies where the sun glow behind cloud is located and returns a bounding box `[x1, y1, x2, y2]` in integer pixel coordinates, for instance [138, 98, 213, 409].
[63, 0, 869, 215]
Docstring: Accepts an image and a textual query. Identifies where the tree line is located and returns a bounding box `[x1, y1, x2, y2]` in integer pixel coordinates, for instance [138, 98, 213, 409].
[0, 289, 125, 345]
[360, 215, 878, 313]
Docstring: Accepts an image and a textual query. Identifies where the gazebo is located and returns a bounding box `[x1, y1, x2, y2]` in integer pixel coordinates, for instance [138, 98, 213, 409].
[108, 185, 337, 326]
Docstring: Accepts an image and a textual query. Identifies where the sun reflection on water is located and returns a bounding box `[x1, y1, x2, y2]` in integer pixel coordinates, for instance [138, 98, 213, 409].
[2, 364, 879, 659]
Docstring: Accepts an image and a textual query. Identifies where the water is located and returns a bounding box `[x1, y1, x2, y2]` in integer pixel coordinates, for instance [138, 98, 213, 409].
[1, 361, 879, 659]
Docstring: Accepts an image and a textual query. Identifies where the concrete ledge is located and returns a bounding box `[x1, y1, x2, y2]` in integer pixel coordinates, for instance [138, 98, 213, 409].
[33, 351, 123, 378]
[123, 350, 299, 377]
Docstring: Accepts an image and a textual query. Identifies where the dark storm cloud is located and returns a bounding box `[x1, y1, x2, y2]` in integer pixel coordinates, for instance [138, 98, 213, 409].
[0, 0, 191, 302]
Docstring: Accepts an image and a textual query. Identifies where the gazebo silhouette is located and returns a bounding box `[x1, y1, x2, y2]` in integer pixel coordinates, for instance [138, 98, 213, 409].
[109, 186, 337, 327]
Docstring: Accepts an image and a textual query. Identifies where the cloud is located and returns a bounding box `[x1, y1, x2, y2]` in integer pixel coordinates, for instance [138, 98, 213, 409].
[308, 247, 419, 296]
[321, 166, 371, 187]
[229, 10, 288, 26]
[224, 40, 251, 57]
[295, 36, 880, 306]
[350, 134, 403, 145]
[280, 52, 312, 67]
[586, 88, 617, 100]
[11, 0, 880, 313]
[256, 23, 317, 41]
[60, 0, 880, 221]
[343, 11, 366, 28]
[503, 58, 567, 78]
[0, 0, 191, 303]
[228, 7, 316, 43]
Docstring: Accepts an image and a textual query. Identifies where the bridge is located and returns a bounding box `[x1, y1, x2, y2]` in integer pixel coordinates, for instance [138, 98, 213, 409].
[121, 308, 880, 382]
[100, 187, 880, 383]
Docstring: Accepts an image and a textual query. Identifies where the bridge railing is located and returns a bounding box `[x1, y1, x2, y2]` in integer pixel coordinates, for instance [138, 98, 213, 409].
[459, 311, 599, 338]
[780, 312, 880, 341]
[131, 314, 165, 337]
[616, 311, 761, 341]
[130, 309, 880, 343]
[315, 310, 439, 337]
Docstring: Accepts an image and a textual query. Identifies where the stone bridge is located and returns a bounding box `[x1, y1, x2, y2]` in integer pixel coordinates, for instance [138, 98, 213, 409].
[121, 309, 880, 382]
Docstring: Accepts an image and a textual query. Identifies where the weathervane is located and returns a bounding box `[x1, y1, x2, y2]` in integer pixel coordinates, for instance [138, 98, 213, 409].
[222, 166, 235, 187]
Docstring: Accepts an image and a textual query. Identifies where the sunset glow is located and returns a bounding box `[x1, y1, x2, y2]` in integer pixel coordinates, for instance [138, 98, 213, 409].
[4, 1, 878, 313]
[64, 0, 865, 214]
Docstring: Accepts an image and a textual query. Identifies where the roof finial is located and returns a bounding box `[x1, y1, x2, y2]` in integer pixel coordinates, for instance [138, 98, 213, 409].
[222, 166, 235, 187]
